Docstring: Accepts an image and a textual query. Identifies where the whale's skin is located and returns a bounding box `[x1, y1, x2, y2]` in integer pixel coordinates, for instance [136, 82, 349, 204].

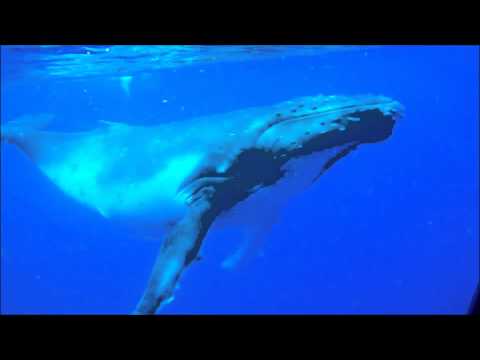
[0, 94, 403, 314]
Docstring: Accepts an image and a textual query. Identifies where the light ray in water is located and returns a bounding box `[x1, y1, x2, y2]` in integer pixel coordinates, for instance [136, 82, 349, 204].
[120, 76, 133, 96]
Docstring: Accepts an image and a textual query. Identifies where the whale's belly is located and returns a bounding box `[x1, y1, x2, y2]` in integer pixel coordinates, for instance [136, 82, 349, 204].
[38, 139, 204, 230]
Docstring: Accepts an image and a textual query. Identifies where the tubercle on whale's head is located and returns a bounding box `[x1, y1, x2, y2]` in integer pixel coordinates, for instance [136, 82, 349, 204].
[255, 95, 404, 153]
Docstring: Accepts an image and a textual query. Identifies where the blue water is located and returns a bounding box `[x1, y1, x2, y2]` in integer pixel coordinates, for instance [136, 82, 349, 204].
[1, 45, 478, 314]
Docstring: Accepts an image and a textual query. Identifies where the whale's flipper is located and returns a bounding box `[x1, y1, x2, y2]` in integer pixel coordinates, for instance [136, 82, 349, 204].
[133, 194, 215, 315]
[220, 225, 270, 270]
[214, 190, 282, 270]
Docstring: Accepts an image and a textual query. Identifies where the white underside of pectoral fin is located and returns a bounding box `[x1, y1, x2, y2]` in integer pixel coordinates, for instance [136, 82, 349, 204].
[221, 231, 251, 270]
[217, 207, 280, 270]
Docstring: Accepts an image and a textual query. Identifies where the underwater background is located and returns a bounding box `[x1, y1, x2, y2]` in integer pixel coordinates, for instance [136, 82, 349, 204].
[0, 45, 478, 314]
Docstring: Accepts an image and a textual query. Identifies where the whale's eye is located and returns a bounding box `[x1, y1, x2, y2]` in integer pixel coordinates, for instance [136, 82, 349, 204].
[312, 106, 318, 110]
[276, 113, 282, 117]
[291, 109, 297, 113]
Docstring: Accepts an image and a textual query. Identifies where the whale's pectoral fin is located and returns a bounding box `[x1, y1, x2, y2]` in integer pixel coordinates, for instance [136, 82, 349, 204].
[133, 193, 216, 315]
[221, 230, 253, 270]
[220, 219, 275, 270]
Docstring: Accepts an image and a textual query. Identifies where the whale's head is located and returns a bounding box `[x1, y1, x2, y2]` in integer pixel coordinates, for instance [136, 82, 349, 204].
[255, 94, 403, 155]
[181, 94, 404, 236]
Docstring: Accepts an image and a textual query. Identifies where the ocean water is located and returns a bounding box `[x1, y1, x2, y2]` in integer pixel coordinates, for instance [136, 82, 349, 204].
[0, 45, 478, 314]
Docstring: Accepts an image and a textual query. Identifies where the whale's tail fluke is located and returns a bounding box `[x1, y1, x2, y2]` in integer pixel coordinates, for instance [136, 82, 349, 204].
[1, 113, 55, 160]
[1, 113, 54, 143]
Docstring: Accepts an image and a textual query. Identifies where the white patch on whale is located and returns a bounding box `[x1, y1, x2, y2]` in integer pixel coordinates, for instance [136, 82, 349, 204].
[120, 76, 133, 96]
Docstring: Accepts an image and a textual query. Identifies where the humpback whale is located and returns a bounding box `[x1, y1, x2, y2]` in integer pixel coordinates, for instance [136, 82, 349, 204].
[1, 94, 404, 314]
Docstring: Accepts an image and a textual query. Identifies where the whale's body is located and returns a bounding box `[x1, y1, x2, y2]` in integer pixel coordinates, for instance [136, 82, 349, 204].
[1, 94, 403, 314]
